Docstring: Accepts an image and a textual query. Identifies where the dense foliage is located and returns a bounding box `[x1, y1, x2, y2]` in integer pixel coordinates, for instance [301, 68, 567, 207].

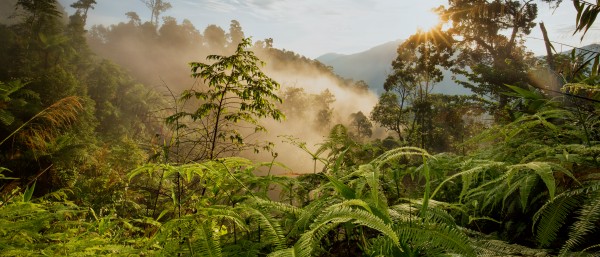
[1, 0, 599, 256]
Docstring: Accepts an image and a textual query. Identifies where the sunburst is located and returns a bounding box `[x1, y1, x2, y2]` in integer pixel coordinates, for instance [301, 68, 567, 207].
[417, 9, 442, 32]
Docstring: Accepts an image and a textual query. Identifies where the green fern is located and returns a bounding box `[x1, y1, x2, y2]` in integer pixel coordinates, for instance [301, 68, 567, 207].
[560, 191, 600, 256]
[396, 223, 475, 257]
[240, 203, 288, 251]
[533, 190, 583, 247]
[192, 220, 223, 257]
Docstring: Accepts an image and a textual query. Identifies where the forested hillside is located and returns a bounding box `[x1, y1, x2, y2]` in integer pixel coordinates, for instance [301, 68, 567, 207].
[0, 0, 599, 256]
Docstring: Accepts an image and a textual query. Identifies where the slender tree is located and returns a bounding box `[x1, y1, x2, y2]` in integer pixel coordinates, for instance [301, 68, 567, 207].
[384, 26, 454, 149]
[167, 38, 284, 160]
[70, 0, 96, 24]
[140, 0, 171, 26]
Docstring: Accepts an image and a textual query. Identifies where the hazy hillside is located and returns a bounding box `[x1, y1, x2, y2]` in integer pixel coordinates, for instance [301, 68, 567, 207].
[317, 40, 472, 95]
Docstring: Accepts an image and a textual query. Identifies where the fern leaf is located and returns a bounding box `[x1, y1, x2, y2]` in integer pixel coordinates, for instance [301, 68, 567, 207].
[199, 206, 249, 232]
[396, 223, 475, 256]
[533, 192, 582, 247]
[194, 221, 223, 257]
[561, 192, 600, 255]
[373, 146, 432, 169]
[289, 197, 330, 237]
[242, 204, 287, 250]
[0, 109, 15, 126]
[513, 162, 556, 199]
[312, 205, 399, 245]
[268, 244, 305, 257]
[519, 174, 538, 211]
[324, 174, 356, 200]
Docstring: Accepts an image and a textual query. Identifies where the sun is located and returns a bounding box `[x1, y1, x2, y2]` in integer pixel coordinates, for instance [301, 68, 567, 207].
[417, 9, 442, 32]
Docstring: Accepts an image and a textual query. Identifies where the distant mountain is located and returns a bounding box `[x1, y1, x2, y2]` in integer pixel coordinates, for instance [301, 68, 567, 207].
[317, 40, 472, 95]
[316, 40, 400, 94]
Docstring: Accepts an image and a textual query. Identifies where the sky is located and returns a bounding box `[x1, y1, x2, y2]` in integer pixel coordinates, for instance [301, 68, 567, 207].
[58, 0, 600, 58]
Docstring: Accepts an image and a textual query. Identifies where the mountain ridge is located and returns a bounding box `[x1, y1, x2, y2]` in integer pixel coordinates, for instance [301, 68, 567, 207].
[315, 40, 469, 96]
[316, 40, 402, 94]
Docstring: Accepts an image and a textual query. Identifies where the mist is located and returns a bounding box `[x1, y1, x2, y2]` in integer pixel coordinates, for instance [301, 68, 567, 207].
[86, 18, 388, 174]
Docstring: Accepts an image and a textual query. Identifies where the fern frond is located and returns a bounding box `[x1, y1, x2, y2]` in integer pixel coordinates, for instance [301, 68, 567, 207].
[198, 206, 249, 232]
[312, 205, 399, 246]
[395, 223, 475, 256]
[372, 146, 432, 169]
[286, 222, 338, 257]
[289, 197, 331, 237]
[1, 96, 83, 150]
[561, 192, 600, 255]
[324, 173, 356, 200]
[508, 162, 557, 199]
[267, 243, 306, 257]
[242, 204, 287, 250]
[250, 198, 303, 217]
[430, 160, 505, 200]
[473, 238, 550, 257]
[192, 220, 223, 257]
[533, 191, 583, 247]
[518, 174, 538, 211]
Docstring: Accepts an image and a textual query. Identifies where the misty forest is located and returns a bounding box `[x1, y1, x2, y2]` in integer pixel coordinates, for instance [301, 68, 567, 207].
[1, 0, 600, 256]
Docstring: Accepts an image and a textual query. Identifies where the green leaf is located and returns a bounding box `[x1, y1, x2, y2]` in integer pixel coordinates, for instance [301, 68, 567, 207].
[23, 181, 36, 202]
[325, 174, 356, 200]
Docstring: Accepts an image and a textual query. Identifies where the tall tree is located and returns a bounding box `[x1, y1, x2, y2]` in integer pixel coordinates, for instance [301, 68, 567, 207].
[203, 24, 227, 52]
[70, 0, 96, 24]
[441, 0, 538, 116]
[350, 111, 372, 138]
[125, 11, 141, 26]
[140, 0, 171, 26]
[370, 92, 405, 140]
[384, 26, 454, 149]
[313, 89, 336, 131]
[227, 20, 244, 49]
